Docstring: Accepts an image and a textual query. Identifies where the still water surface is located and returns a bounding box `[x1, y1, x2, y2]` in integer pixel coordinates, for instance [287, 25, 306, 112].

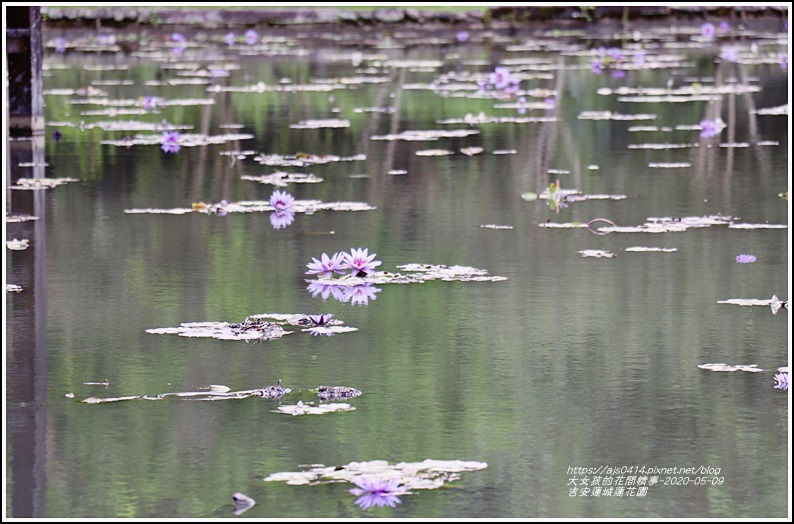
[6, 19, 790, 518]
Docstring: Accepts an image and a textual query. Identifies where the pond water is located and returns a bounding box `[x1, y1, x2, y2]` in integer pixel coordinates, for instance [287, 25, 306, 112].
[6, 18, 790, 519]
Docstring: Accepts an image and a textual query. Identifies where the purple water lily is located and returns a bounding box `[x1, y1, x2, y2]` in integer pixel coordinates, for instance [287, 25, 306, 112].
[160, 131, 181, 154]
[270, 210, 295, 229]
[343, 248, 381, 276]
[344, 284, 381, 306]
[701, 22, 715, 39]
[720, 46, 738, 62]
[489, 66, 520, 91]
[590, 60, 603, 75]
[308, 313, 334, 326]
[52, 130, 63, 142]
[699, 118, 723, 138]
[171, 32, 186, 55]
[306, 252, 347, 278]
[306, 281, 348, 302]
[54, 37, 67, 53]
[142, 96, 157, 110]
[350, 477, 403, 511]
[607, 47, 626, 61]
[309, 327, 334, 337]
[456, 30, 470, 43]
[718, 21, 730, 33]
[774, 372, 788, 390]
[245, 29, 259, 45]
[98, 33, 116, 46]
[211, 199, 229, 216]
[269, 190, 295, 211]
[225, 32, 235, 46]
[735, 253, 757, 264]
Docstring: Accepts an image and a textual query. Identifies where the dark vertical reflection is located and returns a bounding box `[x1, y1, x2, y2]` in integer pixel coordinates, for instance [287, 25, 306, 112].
[7, 135, 49, 518]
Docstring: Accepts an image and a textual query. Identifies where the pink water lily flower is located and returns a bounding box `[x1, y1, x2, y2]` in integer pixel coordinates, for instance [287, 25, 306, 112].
[343, 248, 381, 276]
[269, 190, 295, 211]
[306, 252, 346, 278]
[349, 477, 402, 510]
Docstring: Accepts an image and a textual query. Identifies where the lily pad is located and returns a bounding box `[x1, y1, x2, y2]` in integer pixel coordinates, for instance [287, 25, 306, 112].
[371, 129, 479, 141]
[263, 458, 488, 490]
[316, 386, 362, 401]
[578, 250, 616, 258]
[697, 363, 764, 372]
[9, 177, 80, 190]
[727, 223, 787, 230]
[461, 147, 485, 156]
[5, 214, 39, 223]
[415, 149, 455, 157]
[241, 172, 324, 187]
[7, 239, 30, 250]
[125, 199, 375, 215]
[437, 113, 558, 125]
[577, 111, 657, 121]
[290, 119, 351, 129]
[627, 143, 694, 150]
[83, 396, 142, 404]
[316, 263, 507, 287]
[102, 132, 253, 149]
[80, 381, 292, 404]
[624, 247, 677, 252]
[146, 320, 289, 341]
[570, 214, 743, 234]
[649, 162, 691, 168]
[717, 295, 788, 315]
[480, 224, 513, 230]
[147, 313, 357, 341]
[254, 152, 365, 167]
[538, 187, 628, 203]
[273, 401, 355, 416]
[753, 104, 788, 115]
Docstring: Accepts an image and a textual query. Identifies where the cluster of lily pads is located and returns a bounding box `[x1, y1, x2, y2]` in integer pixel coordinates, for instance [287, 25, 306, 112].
[264, 459, 488, 511]
[146, 313, 359, 341]
[78, 381, 364, 404]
